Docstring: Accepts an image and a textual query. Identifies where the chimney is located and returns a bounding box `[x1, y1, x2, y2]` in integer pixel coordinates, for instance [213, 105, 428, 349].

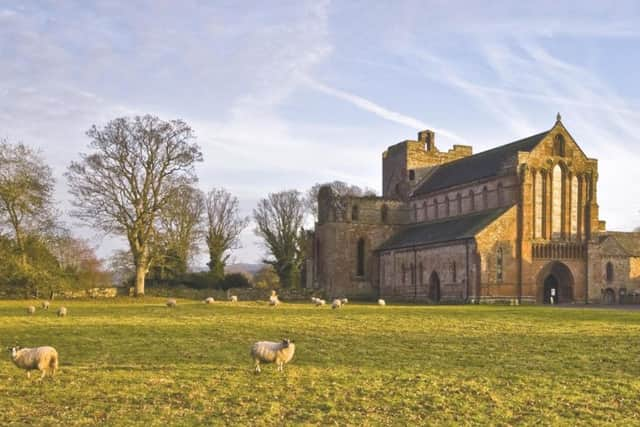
[418, 130, 436, 152]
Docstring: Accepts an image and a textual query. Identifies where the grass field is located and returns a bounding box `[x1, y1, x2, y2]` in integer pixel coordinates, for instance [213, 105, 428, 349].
[1, 299, 640, 426]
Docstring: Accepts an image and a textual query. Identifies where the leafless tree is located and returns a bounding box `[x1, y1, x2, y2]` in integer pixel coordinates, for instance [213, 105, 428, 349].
[66, 115, 202, 296]
[253, 190, 306, 288]
[0, 140, 55, 265]
[152, 184, 205, 278]
[306, 181, 376, 221]
[204, 188, 249, 281]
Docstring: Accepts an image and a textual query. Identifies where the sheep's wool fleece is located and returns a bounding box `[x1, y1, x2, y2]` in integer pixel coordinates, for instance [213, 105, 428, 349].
[251, 341, 295, 365]
[13, 346, 58, 371]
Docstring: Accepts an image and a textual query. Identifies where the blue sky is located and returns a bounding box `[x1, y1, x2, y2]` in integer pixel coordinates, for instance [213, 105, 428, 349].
[1, 1, 639, 266]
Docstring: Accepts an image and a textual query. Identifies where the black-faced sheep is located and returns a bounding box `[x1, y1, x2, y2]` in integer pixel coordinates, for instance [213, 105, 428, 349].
[250, 339, 295, 373]
[8, 346, 59, 379]
[41, 301, 50, 310]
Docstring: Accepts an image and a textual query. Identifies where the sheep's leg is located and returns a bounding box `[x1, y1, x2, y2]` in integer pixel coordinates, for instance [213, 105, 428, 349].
[26, 370, 31, 379]
[39, 370, 46, 381]
[277, 362, 283, 372]
[254, 360, 261, 373]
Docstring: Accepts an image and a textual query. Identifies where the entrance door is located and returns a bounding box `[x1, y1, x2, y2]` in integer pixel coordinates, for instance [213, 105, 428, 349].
[603, 288, 615, 305]
[428, 272, 440, 302]
[543, 275, 558, 304]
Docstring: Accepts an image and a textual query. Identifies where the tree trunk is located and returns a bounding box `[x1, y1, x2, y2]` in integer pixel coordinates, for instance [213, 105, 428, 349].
[135, 263, 146, 296]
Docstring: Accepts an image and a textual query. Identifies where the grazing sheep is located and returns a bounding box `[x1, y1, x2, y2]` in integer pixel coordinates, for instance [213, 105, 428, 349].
[230, 295, 238, 303]
[204, 297, 215, 304]
[250, 339, 295, 373]
[378, 299, 386, 306]
[315, 299, 326, 307]
[331, 299, 342, 309]
[57, 307, 67, 317]
[26, 306, 36, 315]
[166, 299, 177, 308]
[269, 295, 280, 306]
[41, 301, 50, 310]
[341, 298, 348, 305]
[311, 297, 319, 304]
[8, 346, 59, 379]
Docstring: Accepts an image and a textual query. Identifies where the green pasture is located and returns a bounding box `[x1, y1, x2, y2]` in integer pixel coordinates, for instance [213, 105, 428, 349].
[1, 299, 639, 426]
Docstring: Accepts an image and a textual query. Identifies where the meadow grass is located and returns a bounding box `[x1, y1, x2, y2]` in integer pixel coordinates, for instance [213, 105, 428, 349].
[1, 298, 639, 426]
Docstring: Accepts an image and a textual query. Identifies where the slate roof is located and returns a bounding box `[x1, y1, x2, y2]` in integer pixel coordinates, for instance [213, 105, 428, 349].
[377, 207, 511, 252]
[413, 130, 551, 196]
[600, 232, 640, 256]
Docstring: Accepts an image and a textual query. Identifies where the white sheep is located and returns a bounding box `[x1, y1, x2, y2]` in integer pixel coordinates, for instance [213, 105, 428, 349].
[378, 299, 386, 306]
[57, 307, 67, 317]
[311, 297, 319, 304]
[269, 295, 280, 306]
[331, 299, 342, 309]
[8, 346, 59, 379]
[26, 306, 36, 315]
[41, 301, 50, 310]
[341, 298, 348, 305]
[250, 339, 295, 373]
[315, 299, 326, 307]
[230, 295, 238, 303]
[204, 297, 215, 304]
[166, 298, 177, 308]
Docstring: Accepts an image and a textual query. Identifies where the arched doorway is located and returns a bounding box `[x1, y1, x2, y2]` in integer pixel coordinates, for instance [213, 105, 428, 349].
[428, 271, 441, 302]
[603, 288, 615, 305]
[538, 261, 574, 304]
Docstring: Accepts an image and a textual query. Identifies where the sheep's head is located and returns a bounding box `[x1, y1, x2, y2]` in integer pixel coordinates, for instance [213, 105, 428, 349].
[8, 346, 20, 359]
[281, 339, 292, 348]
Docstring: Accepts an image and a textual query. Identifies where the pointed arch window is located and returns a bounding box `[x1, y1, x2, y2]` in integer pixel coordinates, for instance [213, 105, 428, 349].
[423, 201, 428, 221]
[606, 262, 614, 283]
[496, 247, 504, 283]
[445, 195, 450, 217]
[554, 134, 565, 157]
[456, 193, 462, 215]
[469, 189, 475, 211]
[401, 263, 406, 284]
[482, 186, 489, 210]
[351, 205, 359, 221]
[497, 182, 504, 206]
[434, 198, 439, 219]
[451, 261, 457, 283]
[356, 238, 365, 277]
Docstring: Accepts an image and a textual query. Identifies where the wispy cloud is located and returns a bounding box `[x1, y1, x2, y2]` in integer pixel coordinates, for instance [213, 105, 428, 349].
[304, 78, 467, 142]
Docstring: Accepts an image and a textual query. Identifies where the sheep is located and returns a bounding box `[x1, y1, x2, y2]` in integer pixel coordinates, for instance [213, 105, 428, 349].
[250, 339, 295, 373]
[204, 297, 215, 304]
[269, 295, 280, 306]
[8, 346, 59, 380]
[41, 301, 50, 310]
[57, 307, 67, 317]
[166, 299, 177, 308]
[341, 298, 348, 305]
[230, 295, 238, 303]
[378, 299, 386, 306]
[26, 306, 36, 315]
[311, 297, 319, 304]
[331, 299, 342, 309]
[315, 299, 326, 307]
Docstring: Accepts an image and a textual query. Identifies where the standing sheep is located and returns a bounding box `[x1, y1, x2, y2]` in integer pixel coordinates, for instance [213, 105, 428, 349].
[250, 339, 295, 373]
[315, 299, 326, 307]
[8, 346, 59, 379]
[166, 299, 177, 308]
[378, 299, 386, 306]
[331, 299, 342, 309]
[341, 298, 348, 305]
[26, 306, 36, 315]
[41, 301, 50, 310]
[204, 297, 215, 304]
[269, 295, 280, 306]
[57, 307, 67, 317]
[230, 295, 238, 303]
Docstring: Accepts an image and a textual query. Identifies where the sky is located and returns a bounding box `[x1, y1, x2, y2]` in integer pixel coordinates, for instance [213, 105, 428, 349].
[1, 1, 640, 266]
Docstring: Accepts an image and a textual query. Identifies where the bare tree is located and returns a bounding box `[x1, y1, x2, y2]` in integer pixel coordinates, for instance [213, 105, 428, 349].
[306, 181, 376, 221]
[151, 184, 205, 278]
[0, 140, 55, 265]
[204, 188, 249, 281]
[66, 115, 202, 296]
[253, 190, 306, 288]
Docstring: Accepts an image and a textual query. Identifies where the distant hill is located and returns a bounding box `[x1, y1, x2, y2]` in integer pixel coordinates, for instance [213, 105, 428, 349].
[225, 263, 265, 277]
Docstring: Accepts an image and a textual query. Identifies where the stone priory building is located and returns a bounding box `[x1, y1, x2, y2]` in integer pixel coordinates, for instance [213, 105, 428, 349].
[308, 115, 640, 304]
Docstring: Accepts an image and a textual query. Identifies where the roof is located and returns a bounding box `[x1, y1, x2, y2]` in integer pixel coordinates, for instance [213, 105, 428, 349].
[377, 207, 511, 252]
[600, 232, 640, 256]
[413, 130, 551, 196]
